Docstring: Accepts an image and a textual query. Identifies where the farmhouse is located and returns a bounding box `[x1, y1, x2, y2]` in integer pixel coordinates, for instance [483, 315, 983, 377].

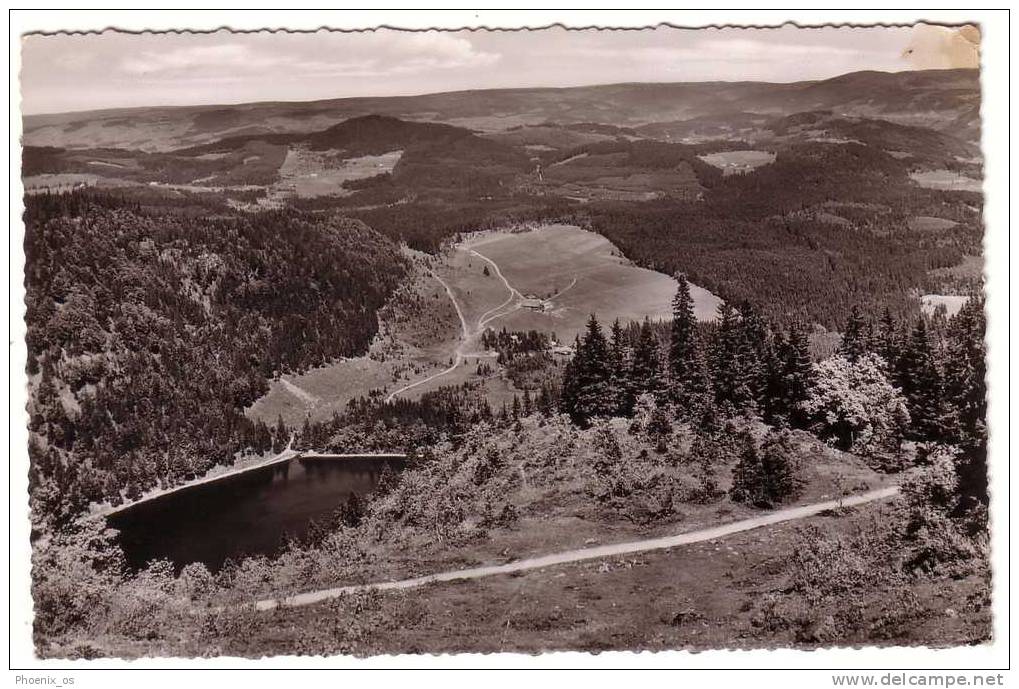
[521, 297, 547, 311]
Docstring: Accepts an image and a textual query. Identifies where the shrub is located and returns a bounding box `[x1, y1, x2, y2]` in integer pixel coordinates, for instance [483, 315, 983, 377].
[790, 525, 872, 600]
[730, 430, 802, 508]
[31, 519, 125, 638]
[899, 453, 984, 578]
[681, 431, 732, 504]
[176, 562, 216, 601]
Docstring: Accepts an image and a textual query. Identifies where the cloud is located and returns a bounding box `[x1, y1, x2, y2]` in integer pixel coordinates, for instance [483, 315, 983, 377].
[574, 36, 868, 72]
[117, 32, 499, 81]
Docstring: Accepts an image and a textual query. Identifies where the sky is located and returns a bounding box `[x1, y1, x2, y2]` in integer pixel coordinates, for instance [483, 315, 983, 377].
[20, 24, 979, 115]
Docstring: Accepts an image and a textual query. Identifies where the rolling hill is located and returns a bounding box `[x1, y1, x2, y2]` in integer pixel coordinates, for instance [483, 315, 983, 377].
[22, 69, 980, 152]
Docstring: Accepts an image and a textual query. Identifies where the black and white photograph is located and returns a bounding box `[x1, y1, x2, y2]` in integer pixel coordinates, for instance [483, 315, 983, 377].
[8, 10, 1010, 673]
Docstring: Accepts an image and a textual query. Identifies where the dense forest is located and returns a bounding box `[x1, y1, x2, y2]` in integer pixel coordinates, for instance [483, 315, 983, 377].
[584, 142, 983, 326]
[24, 192, 407, 523]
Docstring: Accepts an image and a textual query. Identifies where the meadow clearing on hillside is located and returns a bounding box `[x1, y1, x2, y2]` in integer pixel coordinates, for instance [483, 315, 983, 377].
[697, 150, 777, 175]
[921, 294, 970, 319]
[247, 251, 462, 426]
[276, 147, 403, 198]
[481, 125, 613, 152]
[459, 224, 721, 344]
[541, 156, 704, 201]
[908, 215, 959, 232]
[910, 169, 982, 193]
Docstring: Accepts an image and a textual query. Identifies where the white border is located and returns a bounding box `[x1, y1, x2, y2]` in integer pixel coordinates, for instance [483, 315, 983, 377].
[6, 8, 1012, 678]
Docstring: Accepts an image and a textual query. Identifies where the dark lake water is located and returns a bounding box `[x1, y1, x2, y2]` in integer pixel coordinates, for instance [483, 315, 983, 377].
[107, 456, 405, 572]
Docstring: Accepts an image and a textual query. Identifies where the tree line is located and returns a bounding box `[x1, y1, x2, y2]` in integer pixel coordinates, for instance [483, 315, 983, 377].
[559, 276, 987, 512]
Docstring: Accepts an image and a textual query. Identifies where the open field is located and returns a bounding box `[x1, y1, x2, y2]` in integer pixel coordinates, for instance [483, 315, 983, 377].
[460, 224, 720, 344]
[22, 172, 136, 193]
[909, 215, 959, 232]
[910, 169, 982, 192]
[481, 125, 614, 152]
[921, 294, 970, 318]
[391, 224, 721, 402]
[929, 254, 984, 283]
[698, 150, 776, 175]
[542, 156, 703, 201]
[276, 146, 402, 198]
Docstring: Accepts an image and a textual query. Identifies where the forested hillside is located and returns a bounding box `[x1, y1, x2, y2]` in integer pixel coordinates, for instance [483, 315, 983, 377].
[24, 192, 407, 523]
[585, 142, 983, 325]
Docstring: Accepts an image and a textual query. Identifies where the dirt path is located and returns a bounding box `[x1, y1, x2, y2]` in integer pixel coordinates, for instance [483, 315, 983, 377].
[384, 268, 471, 402]
[279, 378, 319, 406]
[253, 486, 899, 611]
[470, 248, 525, 330]
[385, 249, 525, 402]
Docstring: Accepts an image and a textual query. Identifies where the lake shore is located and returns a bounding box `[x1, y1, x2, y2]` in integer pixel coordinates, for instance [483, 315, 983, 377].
[88, 443, 300, 520]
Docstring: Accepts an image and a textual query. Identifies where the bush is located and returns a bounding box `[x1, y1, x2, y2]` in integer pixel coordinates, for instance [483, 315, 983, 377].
[730, 430, 802, 508]
[680, 431, 732, 504]
[791, 525, 872, 600]
[585, 420, 688, 523]
[32, 519, 125, 638]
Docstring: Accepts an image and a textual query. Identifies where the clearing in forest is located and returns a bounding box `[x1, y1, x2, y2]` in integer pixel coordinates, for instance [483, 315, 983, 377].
[697, 150, 776, 175]
[248, 224, 722, 424]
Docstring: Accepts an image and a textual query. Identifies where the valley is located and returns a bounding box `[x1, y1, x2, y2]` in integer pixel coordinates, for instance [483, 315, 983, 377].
[22, 64, 991, 659]
[248, 223, 722, 426]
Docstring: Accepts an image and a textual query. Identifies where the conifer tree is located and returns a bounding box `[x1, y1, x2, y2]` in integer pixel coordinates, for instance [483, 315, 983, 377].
[839, 305, 869, 362]
[875, 307, 900, 369]
[709, 303, 755, 413]
[667, 275, 713, 420]
[536, 384, 551, 417]
[737, 301, 771, 404]
[669, 275, 698, 383]
[897, 318, 946, 441]
[941, 298, 988, 506]
[781, 322, 815, 427]
[560, 314, 615, 425]
[730, 430, 800, 508]
[629, 318, 662, 401]
[608, 319, 632, 415]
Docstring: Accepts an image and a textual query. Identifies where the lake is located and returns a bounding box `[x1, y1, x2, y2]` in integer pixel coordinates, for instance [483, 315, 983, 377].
[107, 455, 405, 572]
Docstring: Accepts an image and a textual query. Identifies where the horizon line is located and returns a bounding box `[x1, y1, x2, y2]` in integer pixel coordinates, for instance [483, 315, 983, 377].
[20, 66, 977, 119]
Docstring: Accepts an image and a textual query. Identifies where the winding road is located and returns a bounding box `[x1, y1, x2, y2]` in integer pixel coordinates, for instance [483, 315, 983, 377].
[253, 485, 899, 610]
[384, 246, 532, 402]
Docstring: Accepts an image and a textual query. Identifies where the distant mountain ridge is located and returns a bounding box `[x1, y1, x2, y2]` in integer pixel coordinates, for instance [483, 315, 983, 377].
[22, 69, 981, 152]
